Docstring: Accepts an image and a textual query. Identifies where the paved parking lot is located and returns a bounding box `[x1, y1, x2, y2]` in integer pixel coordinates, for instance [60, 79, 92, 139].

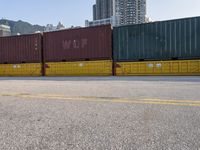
[0, 76, 200, 150]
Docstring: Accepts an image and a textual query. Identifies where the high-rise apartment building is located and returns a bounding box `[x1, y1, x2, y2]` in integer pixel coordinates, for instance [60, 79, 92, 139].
[93, 4, 97, 20]
[117, 0, 146, 25]
[95, 0, 113, 20]
[86, 0, 146, 27]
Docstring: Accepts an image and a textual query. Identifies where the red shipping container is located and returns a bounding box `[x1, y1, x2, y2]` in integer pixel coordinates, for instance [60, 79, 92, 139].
[43, 25, 112, 62]
[0, 33, 42, 64]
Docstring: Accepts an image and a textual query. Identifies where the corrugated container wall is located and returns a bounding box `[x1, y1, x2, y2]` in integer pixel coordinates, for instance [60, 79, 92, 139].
[43, 25, 112, 62]
[0, 33, 42, 64]
[113, 17, 200, 62]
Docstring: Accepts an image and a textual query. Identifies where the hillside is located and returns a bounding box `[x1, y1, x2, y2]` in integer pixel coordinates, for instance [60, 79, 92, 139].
[0, 19, 45, 35]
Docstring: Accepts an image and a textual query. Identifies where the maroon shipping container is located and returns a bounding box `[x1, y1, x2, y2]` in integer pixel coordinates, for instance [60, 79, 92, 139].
[0, 31, 3, 37]
[43, 25, 112, 62]
[0, 33, 42, 64]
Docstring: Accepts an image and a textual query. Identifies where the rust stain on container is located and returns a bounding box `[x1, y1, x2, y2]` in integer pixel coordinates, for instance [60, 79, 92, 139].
[43, 25, 112, 62]
[0, 33, 42, 64]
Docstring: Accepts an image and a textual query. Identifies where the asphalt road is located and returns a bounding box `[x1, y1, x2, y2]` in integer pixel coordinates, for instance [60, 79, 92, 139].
[0, 76, 200, 150]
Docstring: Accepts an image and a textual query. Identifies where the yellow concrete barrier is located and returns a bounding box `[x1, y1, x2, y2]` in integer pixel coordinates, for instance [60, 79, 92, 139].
[45, 60, 113, 76]
[116, 60, 200, 76]
[0, 63, 42, 76]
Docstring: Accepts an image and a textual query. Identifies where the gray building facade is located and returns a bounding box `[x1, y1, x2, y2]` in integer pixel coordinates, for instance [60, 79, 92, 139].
[93, 4, 97, 20]
[95, 0, 113, 20]
[86, 0, 146, 27]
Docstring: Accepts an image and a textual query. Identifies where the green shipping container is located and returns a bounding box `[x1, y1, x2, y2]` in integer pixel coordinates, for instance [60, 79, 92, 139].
[113, 16, 200, 61]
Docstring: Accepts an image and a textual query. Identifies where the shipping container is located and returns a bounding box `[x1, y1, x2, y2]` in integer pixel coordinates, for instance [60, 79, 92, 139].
[45, 60, 113, 76]
[115, 60, 200, 76]
[0, 33, 42, 64]
[0, 63, 42, 76]
[0, 31, 3, 37]
[43, 25, 112, 62]
[113, 16, 200, 61]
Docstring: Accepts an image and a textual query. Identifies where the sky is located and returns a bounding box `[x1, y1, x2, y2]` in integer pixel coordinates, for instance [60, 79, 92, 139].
[0, 0, 200, 27]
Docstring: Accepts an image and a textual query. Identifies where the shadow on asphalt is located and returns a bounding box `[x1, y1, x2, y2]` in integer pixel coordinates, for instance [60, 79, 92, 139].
[0, 76, 200, 82]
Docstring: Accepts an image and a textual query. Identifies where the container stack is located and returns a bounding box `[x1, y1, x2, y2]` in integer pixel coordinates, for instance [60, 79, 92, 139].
[0, 34, 43, 76]
[43, 25, 113, 76]
[0, 16, 199, 77]
[113, 17, 200, 76]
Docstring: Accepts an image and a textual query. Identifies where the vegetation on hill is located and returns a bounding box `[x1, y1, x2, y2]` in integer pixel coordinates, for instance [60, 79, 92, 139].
[0, 19, 45, 35]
